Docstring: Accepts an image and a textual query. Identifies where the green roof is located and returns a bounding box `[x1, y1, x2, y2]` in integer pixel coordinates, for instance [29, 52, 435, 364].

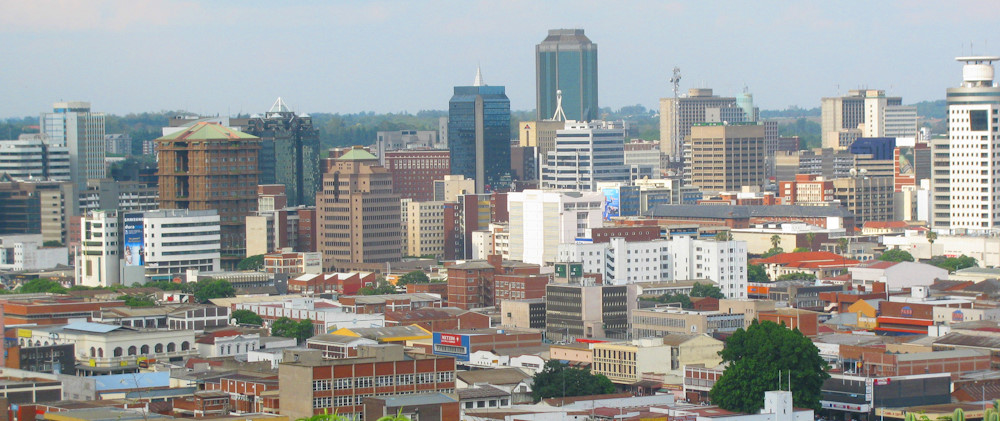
[336, 148, 377, 161]
[157, 122, 258, 141]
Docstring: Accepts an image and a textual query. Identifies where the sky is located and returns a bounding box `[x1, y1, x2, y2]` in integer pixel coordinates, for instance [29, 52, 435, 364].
[1, 1, 998, 118]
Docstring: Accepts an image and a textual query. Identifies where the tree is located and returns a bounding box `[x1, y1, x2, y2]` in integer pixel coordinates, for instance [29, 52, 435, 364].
[531, 360, 615, 401]
[715, 231, 733, 242]
[748, 264, 769, 283]
[804, 232, 816, 251]
[929, 255, 978, 273]
[690, 282, 724, 299]
[375, 410, 411, 421]
[926, 231, 938, 245]
[770, 234, 781, 250]
[709, 320, 829, 413]
[776, 272, 817, 282]
[189, 279, 235, 303]
[879, 249, 915, 262]
[18, 278, 66, 294]
[144, 280, 186, 291]
[792, 247, 810, 253]
[641, 293, 692, 309]
[761, 247, 784, 258]
[231, 309, 263, 325]
[237, 254, 265, 271]
[271, 317, 315, 343]
[42, 240, 63, 247]
[837, 238, 849, 254]
[359, 280, 398, 295]
[396, 271, 429, 286]
[118, 294, 156, 307]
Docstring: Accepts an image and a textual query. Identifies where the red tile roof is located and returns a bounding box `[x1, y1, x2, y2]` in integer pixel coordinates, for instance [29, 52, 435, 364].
[861, 260, 899, 269]
[863, 221, 909, 229]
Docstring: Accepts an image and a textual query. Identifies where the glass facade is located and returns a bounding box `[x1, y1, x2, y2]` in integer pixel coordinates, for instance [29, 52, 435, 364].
[536, 29, 598, 122]
[448, 86, 511, 193]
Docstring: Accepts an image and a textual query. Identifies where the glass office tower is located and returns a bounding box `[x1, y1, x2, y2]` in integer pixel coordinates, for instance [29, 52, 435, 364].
[536, 29, 598, 122]
[448, 84, 511, 193]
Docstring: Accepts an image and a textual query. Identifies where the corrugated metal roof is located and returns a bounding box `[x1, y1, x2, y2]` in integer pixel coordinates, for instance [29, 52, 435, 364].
[64, 321, 122, 333]
[158, 122, 258, 141]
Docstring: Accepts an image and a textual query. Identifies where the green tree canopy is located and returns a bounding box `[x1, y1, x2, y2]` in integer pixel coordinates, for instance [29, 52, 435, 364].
[271, 317, 314, 343]
[118, 294, 156, 307]
[710, 320, 829, 413]
[929, 255, 977, 273]
[42, 240, 63, 247]
[776, 272, 817, 282]
[761, 247, 784, 258]
[879, 249, 915, 262]
[690, 282, 724, 299]
[145, 280, 186, 291]
[237, 254, 265, 271]
[18, 278, 66, 294]
[231, 309, 263, 325]
[358, 280, 398, 295]
[792, 247, 811, 253]
[531, 360, 615, 402]
[748, 264, 769, 283]
[641, 293, 692, 309]
[396, 271, 429, 286]
[190, 279, 235, 303]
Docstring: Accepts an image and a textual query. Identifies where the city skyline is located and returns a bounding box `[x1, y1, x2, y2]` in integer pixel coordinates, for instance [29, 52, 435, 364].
[1, 1, 997, 118]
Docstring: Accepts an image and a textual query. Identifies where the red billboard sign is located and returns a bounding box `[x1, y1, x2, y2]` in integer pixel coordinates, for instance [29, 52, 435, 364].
[440, 334, 462, 346]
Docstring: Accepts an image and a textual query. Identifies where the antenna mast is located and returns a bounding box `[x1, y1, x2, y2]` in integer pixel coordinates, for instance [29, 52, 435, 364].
[670, 67, 682, 163]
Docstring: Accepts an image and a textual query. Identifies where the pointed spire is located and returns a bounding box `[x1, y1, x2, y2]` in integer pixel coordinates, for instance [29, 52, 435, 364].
[474, 66, 484, 87]
[269, 97, 291, 113]
[551, 89, 567, 121]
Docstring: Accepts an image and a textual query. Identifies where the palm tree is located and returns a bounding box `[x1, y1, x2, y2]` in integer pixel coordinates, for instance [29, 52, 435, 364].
[770, 234, 781, 250]
[715, 231, 733, 242]
[837, 237, 849, 255]
[805, 232, 816, 251]
[927, 230, 938, 245]
[376, 410, 412, 421]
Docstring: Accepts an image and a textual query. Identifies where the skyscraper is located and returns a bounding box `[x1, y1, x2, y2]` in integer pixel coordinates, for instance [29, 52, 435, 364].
[820, 90, 903, 150]
[40, 101, 106, 192]
[658, 89, 745, 160]
[447, 69, 511, 193]
[155, 122, 260, 268]
[944, 56, 1000, 232]
[688, 122, 766, 193]
[244, 98, 320, 206]
[541, 120, 629, 191]
[536, 29, 598, 122]
[316, 146, 401, 272]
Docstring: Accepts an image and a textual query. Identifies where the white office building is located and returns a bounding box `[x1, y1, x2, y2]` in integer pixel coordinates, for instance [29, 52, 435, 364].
[0, 134, 70, 181]
[556, 236, 747, 298]
[541, 120, 630, 191]
[143, 209, 221, 281]
[946, 56, 1000, 232]
[0, 234, 68, 271]
[79, 210, 121, 287]
[507, 189, 603, 265]
[40, 101, 106, 191]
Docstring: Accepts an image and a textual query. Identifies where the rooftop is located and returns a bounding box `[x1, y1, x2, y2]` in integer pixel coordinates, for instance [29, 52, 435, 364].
[158, 122, 258, 141]
[456, 367, 531, 386]
[648, 204, 854, 219]
[458, 384, 511, 400]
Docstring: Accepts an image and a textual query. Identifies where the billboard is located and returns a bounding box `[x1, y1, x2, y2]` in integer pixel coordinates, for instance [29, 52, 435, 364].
[122, 213, 144, 266]
[897, 147, 914, 176]
[601, 188, 620, 221]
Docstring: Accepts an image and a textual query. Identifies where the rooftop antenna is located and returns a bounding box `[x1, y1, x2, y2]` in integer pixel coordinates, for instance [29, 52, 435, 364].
[669, 66, 682, 163]
[551, 90, 567, 121]
[474, 65, 484, 87]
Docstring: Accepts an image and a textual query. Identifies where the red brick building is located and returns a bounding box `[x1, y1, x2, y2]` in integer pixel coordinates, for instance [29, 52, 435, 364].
[384, 308, 491, 331]
[0, 296, 124, 326]
[446, 255, 541, 310]
[405, 283, 448, 305]
[173, 391, 231, 418]
[278, 345, 456, 419]
[384, 150, 450, 202]
[202, 373, 279, 414]
[288, 272, 378, 295]
[758, 308, 819, 336]
[779, 174, 835, 204]
[494, 274, 548, 302]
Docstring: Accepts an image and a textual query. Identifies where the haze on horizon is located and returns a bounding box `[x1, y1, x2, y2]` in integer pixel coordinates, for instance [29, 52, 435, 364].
[1, 0, 996, 118]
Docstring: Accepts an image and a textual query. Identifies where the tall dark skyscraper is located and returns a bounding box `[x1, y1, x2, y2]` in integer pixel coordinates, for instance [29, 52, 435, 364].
[245, 98, 321, 206]
[448, 69, 511, 193]
[536, 29, 598, 122]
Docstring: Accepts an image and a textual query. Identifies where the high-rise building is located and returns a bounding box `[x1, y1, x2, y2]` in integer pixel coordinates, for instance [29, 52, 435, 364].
[244, 98, 321, 207]
[688, 122, 766, 193]
[536, 29, 599, 122]
[432, 174, 474, 202]
[375, 130, 439, 163]
[658, 89, 747, 160]
[930, 136, 951, 229]
[833, 176, 895, 226]
[945, 56, 1000, 232]
[507, 189, 603, 265]
[316, 147, 401, 272]
[0, 134, 70, 182]
[541, 120, 629, 191]
[384, 149, 450, 201]
[545, 282, 637, 341]
[78, 179, 159, 214]
[39, 101, 105, 192]
[448, 70, 511, 193]
[0, 176, 75, 245]
[155, 122, 260, 267]
[406, 201, 445, 259]
[104, 134, 132, 156]
[821, 90, 902, 150]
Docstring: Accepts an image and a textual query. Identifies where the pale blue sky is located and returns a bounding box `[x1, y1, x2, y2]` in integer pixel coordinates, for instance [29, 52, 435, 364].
[1, 0, 996, 117]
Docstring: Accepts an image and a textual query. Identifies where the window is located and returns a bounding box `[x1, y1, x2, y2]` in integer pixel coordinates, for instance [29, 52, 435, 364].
[313, 397, 331, 408]
[313, 380, 331, 391]
[355, 377, 373, 388]
[334, 378, 352, 390]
